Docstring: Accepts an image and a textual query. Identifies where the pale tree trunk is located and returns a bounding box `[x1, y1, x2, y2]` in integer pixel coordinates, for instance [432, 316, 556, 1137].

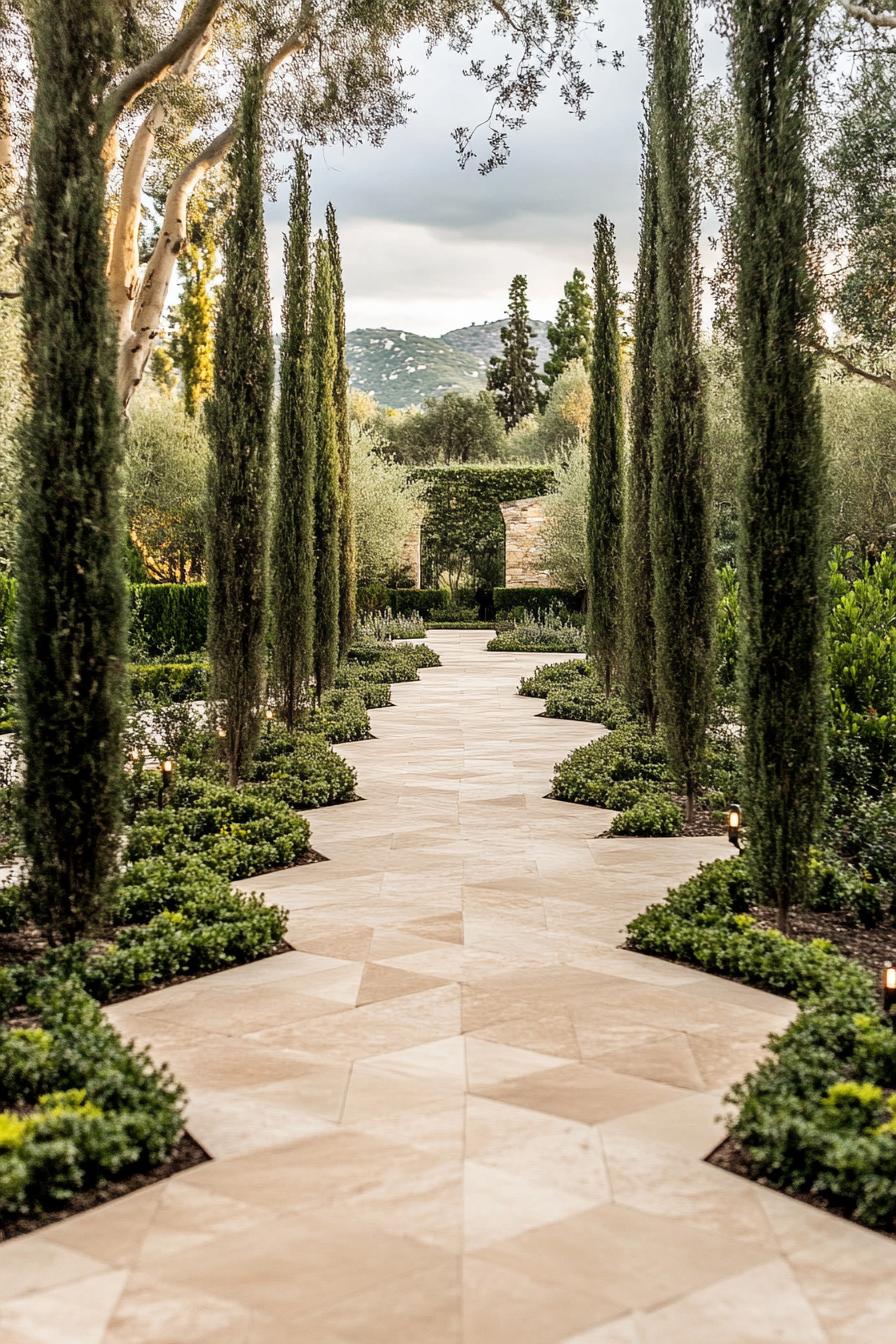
[115, 12, 316, 410]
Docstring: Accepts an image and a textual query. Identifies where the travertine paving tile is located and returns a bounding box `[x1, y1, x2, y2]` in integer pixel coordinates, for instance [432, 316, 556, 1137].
[3, 631, 893, 1341]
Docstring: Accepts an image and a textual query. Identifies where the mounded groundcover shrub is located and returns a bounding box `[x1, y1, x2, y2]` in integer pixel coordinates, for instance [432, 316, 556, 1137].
[519, 660, 590, 697]
[0, 983, 185, 1217]
[552, 725, 671, 808]
[488, 614, 586, 654]
[244, 728, 357, 809]
[301, 689, 371, 744]
[519, 658, 636, 726]
[627, 858, 896, 1230]
[125, 777, 311, 879]
[609, 794, 684, 837]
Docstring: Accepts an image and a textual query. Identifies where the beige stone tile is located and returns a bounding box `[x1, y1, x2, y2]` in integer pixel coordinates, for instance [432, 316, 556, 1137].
[464, 1097, 611, 1204]
[473, 1062, 693, 1126]
[462, 1255, 625, 1344]
[586, 1033, 705, 1091]
[0, 1269, 127, 1344]
[0, 1234, 116, 1299]
[465, 1036, 569, 1088]
[637, 1260, 827, 1343]
[463, 1160, 601, 1251]
[305, 1260, 462, 1343]
[356, 961, 450, 1004]
[101, 1270, 258, 1343]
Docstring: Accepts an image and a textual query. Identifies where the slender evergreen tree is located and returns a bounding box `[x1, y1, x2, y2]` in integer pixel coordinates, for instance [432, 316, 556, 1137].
[732, 0, 827, 931]
[648, 0, 716, 820]
[311, 235, 341, 698]
[171, 184, 218, 417]
[206, 68, 274, 784]
[487, 275, 541, 428]
[17, 0, 127, 942]
[622, 114, 660, 729]
[326, 203, 357, 660]
[544, 268, 593, 388]
[586, 217, 624, 695]
[271, 148, 315, 728]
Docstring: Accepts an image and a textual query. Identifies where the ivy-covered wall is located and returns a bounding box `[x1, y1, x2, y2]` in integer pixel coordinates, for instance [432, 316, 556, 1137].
[410, 464, 556, 591]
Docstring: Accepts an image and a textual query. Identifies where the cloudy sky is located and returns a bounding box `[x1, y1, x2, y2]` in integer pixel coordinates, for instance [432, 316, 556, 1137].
[265, 0, 727, 337]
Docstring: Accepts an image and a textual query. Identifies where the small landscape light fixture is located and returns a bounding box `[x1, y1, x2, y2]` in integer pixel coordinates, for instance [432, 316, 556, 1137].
[216, 726, 227, 739]
[727, 803, 742, 850]
[161, 758, 173, 786]
[883, 964, 896, 1018]
[265, 707, 275, 721]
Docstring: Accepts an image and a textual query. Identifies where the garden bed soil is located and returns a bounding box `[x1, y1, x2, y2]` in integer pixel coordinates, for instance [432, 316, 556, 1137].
[0, 1132, 209, 1243]
[753, 903, 896, 983]
[706, 1135, 895, 1239]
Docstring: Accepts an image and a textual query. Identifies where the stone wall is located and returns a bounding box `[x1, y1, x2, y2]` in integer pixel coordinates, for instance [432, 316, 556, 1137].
[499, 496, 553, 588]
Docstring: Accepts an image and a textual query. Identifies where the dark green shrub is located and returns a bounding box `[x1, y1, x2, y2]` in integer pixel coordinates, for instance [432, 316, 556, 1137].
[552, 726, 671, 806]
[518, 660, 590, 697]
[0, 984, 184, 1217]
[244, 729, 357, 809]
[609, 795, 683, 837]
[488, 613, 586, 654]
[352, 683, 392, 710]
[803, 848, 885, 928]
[125, 778, 310, 879]
[493, 587, 582, 617]
[544, 685, 636, 728]
[130, 584, 207, 658]
[0, 880, 25, 932]
[357, 582, 389, 614]
[301, 689, 370, 744]
[389, 589, 447, 618]
[0, 784, 22, 865]
[130, 661, 207, 705]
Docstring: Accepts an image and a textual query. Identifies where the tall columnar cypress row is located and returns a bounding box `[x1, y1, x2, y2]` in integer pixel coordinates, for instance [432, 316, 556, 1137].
[648, 0, 716, 820]
[486, 274, 541, 428]
[17, 0, 127, 943]
[326, 203, 357, 660]
[206, 68, 274, 784]
[544, 268, 593, 388]
[622, 115, 660, 729]
[311, 234, 341, 698]
[271, 147, 315, 728]
[586, 216, 624, 695]
[732, 0, 827, 931]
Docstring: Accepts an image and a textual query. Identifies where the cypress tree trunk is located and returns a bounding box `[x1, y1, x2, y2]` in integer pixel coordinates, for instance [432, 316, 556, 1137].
[586, 216, 624, 695]
[732, 0, 827, 932]
[206, 69, 274, 785]
[312, 235, 341, 699]
[271, 148, 315, 729]
[326, 203, 357, 660]
[648, 0, 716, 822]
[622, 117, 659, 730]
[17, 0, 127, 943]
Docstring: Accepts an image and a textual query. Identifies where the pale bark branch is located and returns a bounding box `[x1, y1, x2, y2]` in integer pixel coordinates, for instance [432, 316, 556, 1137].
[835, 1, 896, 29]
[811, 338, 896, 392]
[102, 0, 225, 128]
[119, 7, 318, 407]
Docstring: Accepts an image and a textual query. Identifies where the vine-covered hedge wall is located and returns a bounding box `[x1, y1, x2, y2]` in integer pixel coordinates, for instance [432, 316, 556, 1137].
[410, 465, 556, 591]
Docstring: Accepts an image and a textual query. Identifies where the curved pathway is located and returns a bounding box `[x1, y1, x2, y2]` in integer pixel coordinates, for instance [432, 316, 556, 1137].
[2, 632, 894, 1341]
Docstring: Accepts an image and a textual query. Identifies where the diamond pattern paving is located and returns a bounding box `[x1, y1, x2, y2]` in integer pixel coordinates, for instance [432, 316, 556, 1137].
[2, 631, 894, 1341]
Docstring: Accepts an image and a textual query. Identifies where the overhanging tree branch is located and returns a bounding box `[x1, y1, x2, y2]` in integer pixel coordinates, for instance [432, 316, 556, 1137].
[811, 337, 896, 391]
[102, 0, 225, 128]
[836, 1, 896, 29]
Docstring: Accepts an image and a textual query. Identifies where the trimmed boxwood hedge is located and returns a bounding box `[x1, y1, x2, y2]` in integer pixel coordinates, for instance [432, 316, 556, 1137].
[130, 661, 207, 704]
[244, 729, 357, 809]
[626, 858, 896, 1231]
[493, 587, 583, 617]
[130, 584, 207, 657]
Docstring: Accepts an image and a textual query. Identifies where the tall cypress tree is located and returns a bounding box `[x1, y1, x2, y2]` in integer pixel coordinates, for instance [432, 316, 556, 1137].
[271, 147, 315, 728]
[648, 0, 716, 820]
[486, 274, 540, 428]
[544, 268, 593, 389]
[326, 203, 357, 660]
[623, 114, 660, 729]
[206, 68, 274, 785]
[311, 234, 341, 698]
[17, 0, 127, 942]
[732, 0, 827, 931]
[171, 185, 218, 417]
[587, 217, 624, 695]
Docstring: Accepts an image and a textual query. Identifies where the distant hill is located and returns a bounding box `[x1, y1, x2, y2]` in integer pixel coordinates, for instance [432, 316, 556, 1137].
[345, 319, 550, 410]
[440, 319, 551, 370]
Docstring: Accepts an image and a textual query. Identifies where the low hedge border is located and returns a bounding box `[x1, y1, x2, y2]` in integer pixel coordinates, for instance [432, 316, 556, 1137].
[245, 729, 358, 809]
[627, 858, 896, 1231]
[493, 587, 582, 616]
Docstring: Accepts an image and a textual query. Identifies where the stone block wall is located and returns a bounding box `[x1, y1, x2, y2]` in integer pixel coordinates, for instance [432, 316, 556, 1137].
[499, 496, 553, 588]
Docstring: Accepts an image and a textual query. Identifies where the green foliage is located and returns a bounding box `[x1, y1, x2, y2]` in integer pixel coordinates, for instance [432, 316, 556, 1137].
[301, 688, 371, 744]
[732, 0, 827, 924]
[413, 464, 555, 592]
[623, 117, 659, 726]
[130, 583, 207, 658]
[350, 427, 424, 585]
[542, 433, 588, 590]
[170, 185, 218, 418]
[587, 216, 624, 689]
[609, 795, 683, 837]
[716, 564, 739, 706]
[389, 589, 447, 618]
[487, 275, 542, 428]
[493, 587, 580, 617]
[487, 612, 586, 654]
[544, 269, 593, 389]
[17, 0, 127, 943]
[358, 611, 427, 640]
[518, 659, 590, 697]
[130, 661, 207, 706]
[829, 549, 896, 792]
[206, 69, 274, 784]
[312, 235, 342, 697]
[327, 204, 357, 659]
[244, 727, 357, 809]
[0, 985, 184, 1216]
[125, 778, 310, 880]
[272, 147, 316, 727]
[125, 395, 209, 582]
[552, 725, 670, 807]
[385, 391, 507, 465]
[544, 684, 635, 729]
[648, 0, 716, 815]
